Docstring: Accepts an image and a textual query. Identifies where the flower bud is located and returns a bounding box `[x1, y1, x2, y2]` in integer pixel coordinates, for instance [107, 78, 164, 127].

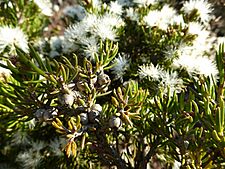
[109, 116, 122, 128]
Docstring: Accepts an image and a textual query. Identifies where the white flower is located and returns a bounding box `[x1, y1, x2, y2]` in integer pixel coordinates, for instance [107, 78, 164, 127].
[182, 0, 213, 24]
[34, 0, 53, 16]
[194, 56, 218, 78]
[62, 40, 78, 53]
[0, 26, 28, 53]
[112, 53, 130, 81]
[64, 22, 87, 42]
[63, 22, 87, 53]
[173, 160, 182, 169]
[92, 0, 101, 10]
[126, 7, 139, 21]
[143, 5, 180, 30]
[160, 71, 183, 95]
[94, 23, 117, 41]
[93, 13, 124, 41]
[188, 22, 204, 35]
[173, 51, 197, 75]
[101, 13, 125, 28]
[172, 46, 218, 78]
[143, 10, 162, 28]
[160, 5, 184, 26]
[109, 1, 123, 15]
[81, 36, 99, 60]
[138, 63, 163, 81]
[64, 12, 124, 52]
[186, 22, 214, 55]
[63, 5, 86, 20]
[82, 13, 98, 29]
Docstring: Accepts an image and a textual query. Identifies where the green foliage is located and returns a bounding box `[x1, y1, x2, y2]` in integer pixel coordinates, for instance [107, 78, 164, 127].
[0, 0, 225, 168]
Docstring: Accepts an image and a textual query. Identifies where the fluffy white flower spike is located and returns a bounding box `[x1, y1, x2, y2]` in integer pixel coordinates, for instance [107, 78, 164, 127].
[172, 46, 218, 79]
[81, 36, 99, 60]
[0, 26, 28, 54]
[182, 0, 213, 24]
[138, 63, 163, 81]
[126, 7, 139, 21]
[112, 53, 130, 81]
[160, 71, 183, 95]
[143, 5, 184, 30]
[109, 1, 123, 15]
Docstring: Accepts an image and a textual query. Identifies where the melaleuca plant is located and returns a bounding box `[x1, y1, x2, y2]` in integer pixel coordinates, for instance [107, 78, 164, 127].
[1, 0, 225, 169]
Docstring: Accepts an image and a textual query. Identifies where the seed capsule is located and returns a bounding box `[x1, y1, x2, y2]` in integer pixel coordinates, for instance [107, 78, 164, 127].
[34, 108, 54, 122]
[88, 111, 100, 123]
[109, 116, 122, 128]
[58, 93, 74, 107]
[91, 104, 102, 112]
[97, 73, 111, 86]
[80, 113, 89, 125]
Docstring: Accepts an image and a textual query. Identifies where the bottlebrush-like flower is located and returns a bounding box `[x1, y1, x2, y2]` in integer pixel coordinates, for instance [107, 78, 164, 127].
[182, 0, 213, 24]
[143, 5, 183, 30]
[126, 7, 139, 21]
[138, 63, 163, 81]
[173, 46, 218, 79]
[111, 53, 130, 81]
[109, 1, 123, 15]
[0, 26, 28, 54]
[160, 71, 184, 95]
